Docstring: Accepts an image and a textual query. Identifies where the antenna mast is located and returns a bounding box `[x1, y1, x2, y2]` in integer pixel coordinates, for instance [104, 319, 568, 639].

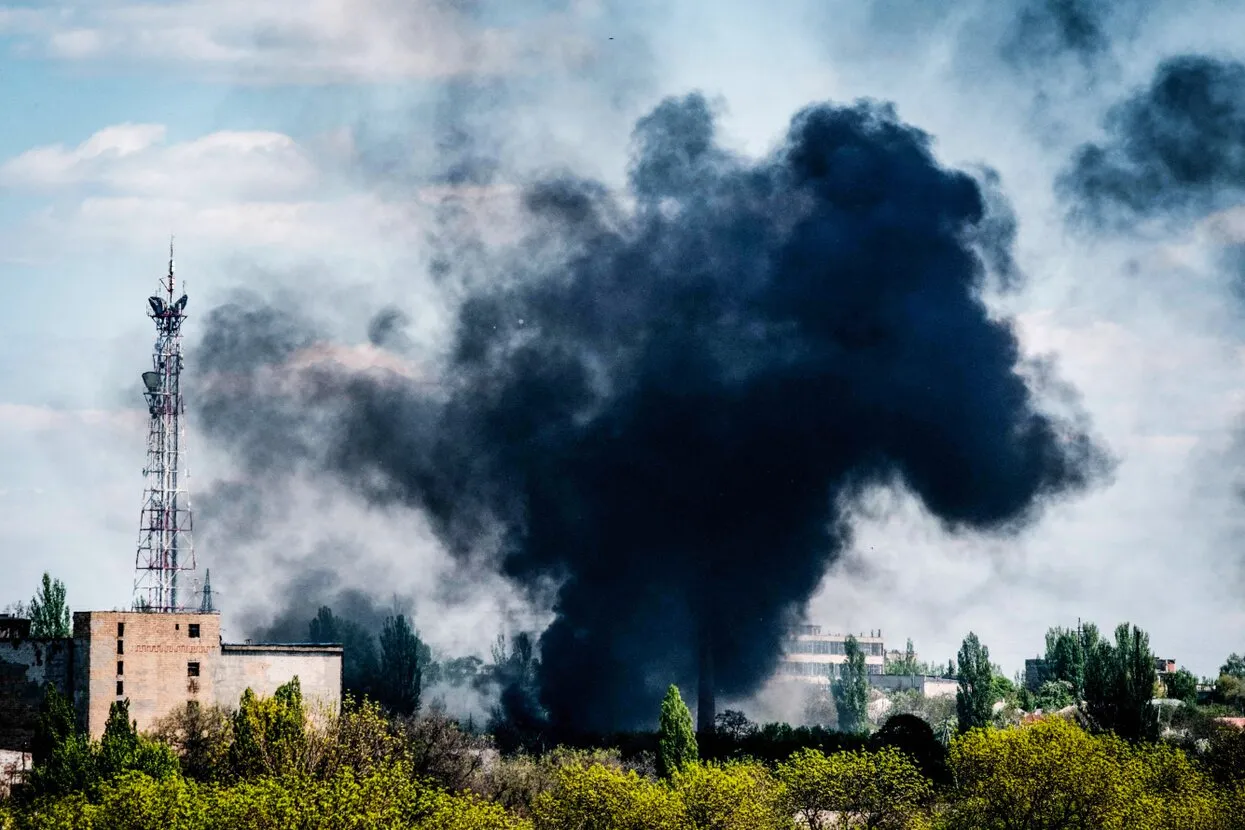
[134, 239, 196, 612]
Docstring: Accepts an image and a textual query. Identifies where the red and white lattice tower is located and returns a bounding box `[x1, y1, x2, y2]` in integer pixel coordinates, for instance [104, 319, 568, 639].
[133, 241, 196, 612]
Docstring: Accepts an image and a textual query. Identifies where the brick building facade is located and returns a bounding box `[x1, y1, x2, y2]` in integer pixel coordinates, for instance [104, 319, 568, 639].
[0, 610, 341, 750]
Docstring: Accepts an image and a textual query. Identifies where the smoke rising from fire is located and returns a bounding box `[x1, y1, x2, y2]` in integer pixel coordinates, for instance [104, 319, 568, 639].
[195, 92, 1109, 731]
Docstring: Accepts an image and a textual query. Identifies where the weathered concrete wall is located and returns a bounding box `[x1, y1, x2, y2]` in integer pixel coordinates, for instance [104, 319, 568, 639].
[0, 748, 31, 797]
[215, 645, 342, 719]
[869, 674, 958, 699]
[0, 638, 75, 751]
[78, 611, 222, 738]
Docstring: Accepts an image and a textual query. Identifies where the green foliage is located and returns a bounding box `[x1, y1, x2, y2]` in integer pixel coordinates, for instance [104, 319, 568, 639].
[832, 635, 870, 734]
[777, 746, 932, 830]
[151, 702, 233, 782]
[11, 765, 531, 830]
[1084, 622, 1160, 741]
[885, 639, 919, 676]
[471, 747, 624, 817]
[1044, 626, 1087, 699]
[227, 679, 309, 778]
[657, 685, 698, 779]
[1215, 673, 1245, 713]
[989, 671, 1015, 704]
[27, 699, 177, 801]
[32, 685, 77, 767]
[1200, 721, 1245, 792]
[955, 633, 993, 733]
[944, 716, 1223, 830]
[1033, 679, 1075, 712]
[868, 714, 951, 788]
[531, 763, 684, 830]
[28, 572, 70, 638]
[97, 700, 180, 784]
[1167, 668, 1198, 705]
[672, 761, 788, 830]
[1221, 653, 1245, 680]
[379, 615, 425, 716]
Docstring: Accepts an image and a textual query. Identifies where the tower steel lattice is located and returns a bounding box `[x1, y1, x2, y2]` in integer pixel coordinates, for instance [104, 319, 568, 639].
[133, 241, 196, 612]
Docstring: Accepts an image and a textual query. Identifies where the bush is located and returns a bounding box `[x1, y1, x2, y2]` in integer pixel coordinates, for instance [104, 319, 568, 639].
[944, 716, 1231, 830]
[530, 763, 684, 830]
[672, 761, 788, 830]
[471, 747, 623, 817]
[777, 746, 931, 830]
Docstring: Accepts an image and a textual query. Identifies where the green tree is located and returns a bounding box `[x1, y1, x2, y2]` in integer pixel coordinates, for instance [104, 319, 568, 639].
[777, 746, 932, 830]
[1045, 625, 1087, 699]
[833, 634, 871, 733]
[945, 716, 1222, 830]
[956, 632, 994, 732]
[228, 678, 308, 778]
[29, 572, 70, 638]
[657, 684, 698, 778]
[32, 685, 77, 767]
[308, 606, 381, 700]
[1167, 668, 1198, 705]
[1222, 653, 1245, 680]
[379, 614, 424, 716]
[1084, 622, 1159, 742]
[674, 761, 789, 830]
[96, 699, 179, 783]
[1034, 680, 1075, 712]
[28, 685, 96, 799]
[151, 700, 233, 781]
[885, 639, 919, 675]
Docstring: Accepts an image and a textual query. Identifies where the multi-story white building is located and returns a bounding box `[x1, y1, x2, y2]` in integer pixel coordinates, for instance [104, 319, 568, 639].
[776, 625, 885, 683]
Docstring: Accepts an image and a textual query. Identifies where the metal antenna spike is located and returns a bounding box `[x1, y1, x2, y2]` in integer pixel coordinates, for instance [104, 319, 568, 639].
[167, 236, 176, 297]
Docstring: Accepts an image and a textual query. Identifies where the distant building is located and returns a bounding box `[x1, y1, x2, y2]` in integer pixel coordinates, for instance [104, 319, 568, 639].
[777, 625, 884, 683]
[1154, 657, 1176, 674]
[1024, 658, 1050, 692]
[869, 674, 957, 698]
[0, 611, 341, 752]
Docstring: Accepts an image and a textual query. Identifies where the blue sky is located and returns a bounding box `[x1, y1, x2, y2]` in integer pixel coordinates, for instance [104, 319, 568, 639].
[2, 0, 1244, 695]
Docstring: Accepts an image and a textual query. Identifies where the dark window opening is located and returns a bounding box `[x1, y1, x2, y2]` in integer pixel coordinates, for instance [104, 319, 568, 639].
[188, 624, 200, 639]
[187, 662, 200, 677]
[116, 681, 124, 696]
[117, 661, 124, 676]
[117, 639, 124, 655]
[175, 623, 180, 631]
[117, 622, 124, 637]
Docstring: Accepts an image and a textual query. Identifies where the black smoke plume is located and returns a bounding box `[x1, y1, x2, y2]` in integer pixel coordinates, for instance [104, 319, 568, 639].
[1060, 56, 1245, 229]
[1002, 0, 1150, 67]
[197, 93, 1107, 732]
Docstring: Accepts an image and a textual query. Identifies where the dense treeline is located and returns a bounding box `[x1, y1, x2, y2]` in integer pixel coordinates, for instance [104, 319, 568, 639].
[5, 576, 1245, 828]
[3, 680, 1245, 829]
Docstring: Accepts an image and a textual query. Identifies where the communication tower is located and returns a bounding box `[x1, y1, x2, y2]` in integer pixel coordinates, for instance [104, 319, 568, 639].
[133, 240, 197, 612]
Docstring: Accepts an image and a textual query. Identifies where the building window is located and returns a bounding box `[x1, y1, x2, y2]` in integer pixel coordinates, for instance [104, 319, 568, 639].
[188, 624, 200, 639]
[175, 623, 180, 631]
[117, 639, 124, 655]
[117, 661, 124, 676]
[187, 662, 200, 678]
[116, 681, 124, 696]
[117, 622, 125, 637]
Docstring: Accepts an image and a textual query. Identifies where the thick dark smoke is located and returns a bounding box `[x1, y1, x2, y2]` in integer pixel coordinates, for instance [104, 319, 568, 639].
[1060, 56, 1245, 228]
[1001, 0, 1148, 66]
[197, 93, 1107, 731]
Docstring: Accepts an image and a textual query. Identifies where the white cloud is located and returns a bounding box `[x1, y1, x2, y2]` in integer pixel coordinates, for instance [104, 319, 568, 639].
[0, 125, 318, 198]
[0, 0, 606, 83]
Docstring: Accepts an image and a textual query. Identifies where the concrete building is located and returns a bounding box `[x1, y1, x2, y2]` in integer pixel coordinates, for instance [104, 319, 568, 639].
[869, 674, 958, 698]
[777, 625, 885, 683]
[0, 610, 341, 751]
